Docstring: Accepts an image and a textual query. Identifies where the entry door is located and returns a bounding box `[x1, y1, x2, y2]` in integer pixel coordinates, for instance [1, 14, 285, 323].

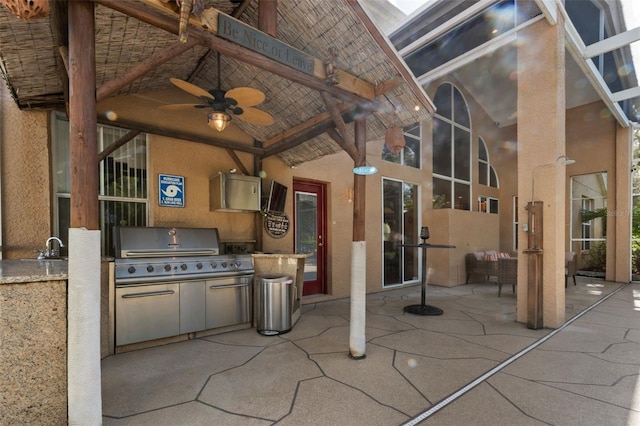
[293, 180, 327, 296]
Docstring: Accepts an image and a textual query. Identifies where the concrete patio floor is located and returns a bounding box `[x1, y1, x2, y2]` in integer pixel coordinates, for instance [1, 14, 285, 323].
[101, 276, 640, 425]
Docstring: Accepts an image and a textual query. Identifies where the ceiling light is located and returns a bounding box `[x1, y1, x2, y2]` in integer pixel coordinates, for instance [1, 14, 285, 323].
[208, 111, 231, 132]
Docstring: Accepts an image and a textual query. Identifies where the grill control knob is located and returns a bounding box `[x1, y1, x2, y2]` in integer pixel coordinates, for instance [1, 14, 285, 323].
[221, 262, 228, 268]
[211, 262, 217, 269]
[235, 261, 242, 268]
[127, 266, 136, 274]
[180, 264, 188, 271]
[147, 265, 154, 273]
[164, 264, 171, 272]
[196, 263, 203, 270]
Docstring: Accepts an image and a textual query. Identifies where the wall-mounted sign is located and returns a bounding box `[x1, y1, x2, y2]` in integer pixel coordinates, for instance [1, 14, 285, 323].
[218, 14, 315, 75]
[264, 211, 290, 239]
[159, 174, 185, 207]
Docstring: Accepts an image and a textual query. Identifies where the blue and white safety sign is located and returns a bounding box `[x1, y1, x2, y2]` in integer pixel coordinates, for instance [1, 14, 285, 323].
[159, 174, 185, 207]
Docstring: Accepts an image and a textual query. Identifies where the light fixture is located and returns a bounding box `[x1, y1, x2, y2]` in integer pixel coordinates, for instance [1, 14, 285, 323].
[530, 155, 576, 203]
[385, 126, 405, 154]
[353, 164, 378, 175]
[208, 111, 231, 132]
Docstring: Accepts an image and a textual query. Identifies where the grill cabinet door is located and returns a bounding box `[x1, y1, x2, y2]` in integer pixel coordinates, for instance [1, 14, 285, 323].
[115, 283, 180, 346]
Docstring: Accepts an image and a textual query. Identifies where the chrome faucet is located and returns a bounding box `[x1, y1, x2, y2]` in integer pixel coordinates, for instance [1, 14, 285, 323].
[43, 236, 64, 259]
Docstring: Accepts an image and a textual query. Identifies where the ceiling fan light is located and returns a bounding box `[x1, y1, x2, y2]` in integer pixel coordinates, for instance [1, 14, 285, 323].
[208, 111, 231, 132]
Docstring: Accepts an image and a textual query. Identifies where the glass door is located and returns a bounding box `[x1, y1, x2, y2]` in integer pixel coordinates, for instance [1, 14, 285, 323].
[383, 178, 419, 286]
[294, 180, 327, 295]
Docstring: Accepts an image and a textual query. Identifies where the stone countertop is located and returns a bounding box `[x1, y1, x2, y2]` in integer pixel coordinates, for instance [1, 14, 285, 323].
[251, 253, 311, 258]
[0, 259, 68, 284]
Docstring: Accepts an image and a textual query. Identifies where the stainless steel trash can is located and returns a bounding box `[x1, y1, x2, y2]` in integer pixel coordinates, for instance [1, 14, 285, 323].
[256, 275, 294, 335]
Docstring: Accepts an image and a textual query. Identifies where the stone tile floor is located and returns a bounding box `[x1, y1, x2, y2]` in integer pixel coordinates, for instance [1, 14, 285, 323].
[102, 276, 640, 425]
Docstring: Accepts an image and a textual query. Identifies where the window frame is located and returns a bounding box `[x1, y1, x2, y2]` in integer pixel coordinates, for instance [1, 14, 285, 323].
[432, 83, 472, 210]
[52, 113, 149, 256]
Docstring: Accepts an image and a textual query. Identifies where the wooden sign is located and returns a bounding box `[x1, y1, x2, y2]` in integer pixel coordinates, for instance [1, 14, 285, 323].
[218, 14, 315, 75]
[264, 211, 290, 238]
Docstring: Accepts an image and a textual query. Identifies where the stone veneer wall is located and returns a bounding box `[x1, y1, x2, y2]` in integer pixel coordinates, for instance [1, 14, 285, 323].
[0, 280, 67, 424]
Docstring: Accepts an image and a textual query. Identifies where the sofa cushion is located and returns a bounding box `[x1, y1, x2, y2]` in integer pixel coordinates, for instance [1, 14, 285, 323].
[483, 252, 498, 261]
[473, 251, 485, 260]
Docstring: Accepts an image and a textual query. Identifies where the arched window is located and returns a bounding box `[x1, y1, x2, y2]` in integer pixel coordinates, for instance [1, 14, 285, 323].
[478, 137, 498, 188]
[432, 83, 471, 210]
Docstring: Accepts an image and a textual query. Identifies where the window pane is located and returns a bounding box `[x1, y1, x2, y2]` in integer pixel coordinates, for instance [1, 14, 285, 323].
[479, 162, 488, 185]
[433, 118, 451, 176]
[404, 139, 419, 168]
[478, 138, 488, 161]
[453, 88, 470, 128]
[489, 198, 499, 214]
[433, 178, 451, 209]
[454, 127, 470, 181]
[490, 166, 498, 188]
[454, 182, 470, 210]
[382, 143, 400, 163]
[433, 84, 452, 119]
[100, 200, 147, 257]
[54, 116, 71, 193]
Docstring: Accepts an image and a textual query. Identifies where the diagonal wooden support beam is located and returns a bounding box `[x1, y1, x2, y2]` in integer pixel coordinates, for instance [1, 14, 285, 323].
[225, 148, 250, 175]
[96, 37, 200, 102]
[320, 91, 358, 161]
[97, 130, 141, 163]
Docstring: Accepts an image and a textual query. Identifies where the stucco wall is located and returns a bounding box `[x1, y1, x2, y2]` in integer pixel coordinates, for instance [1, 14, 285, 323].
[148, 134, 258, 243]
[0, 83, 51, 259]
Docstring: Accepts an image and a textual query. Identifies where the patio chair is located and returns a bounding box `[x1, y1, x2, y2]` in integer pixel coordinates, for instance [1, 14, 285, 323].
[565, 251, 577, 288]
[497, 257, 517, 297]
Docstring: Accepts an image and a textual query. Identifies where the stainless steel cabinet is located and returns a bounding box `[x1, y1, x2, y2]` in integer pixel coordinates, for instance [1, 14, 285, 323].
[115, 283, 180, 346]
[179, 281, 206, 334]
[206, 275, 252, 329]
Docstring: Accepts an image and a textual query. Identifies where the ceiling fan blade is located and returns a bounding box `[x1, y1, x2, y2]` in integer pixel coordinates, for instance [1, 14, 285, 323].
[169, 78, 214, 100]
[158, 103, 207, 111]
[236, 107, 274, 126]
[226, 87, 266, 107]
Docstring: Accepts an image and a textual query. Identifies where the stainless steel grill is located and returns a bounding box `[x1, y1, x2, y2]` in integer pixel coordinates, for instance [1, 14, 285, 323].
[113, 226, 254, 347]
[113, 226, 254, 285]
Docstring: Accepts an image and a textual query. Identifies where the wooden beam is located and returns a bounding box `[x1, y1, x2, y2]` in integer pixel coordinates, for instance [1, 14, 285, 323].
[94, 0, 374, 104]
[96, 38, 199, 102]
[352, 118, 366, 242]
[225, 148, 250, 175]
[50, 1, 69, 113]
[97, 115, 265, 155]
[320, 91, 358, 161]
[98, 130, 141, 163]
[258, 0, 277, 37]
[346, 0, 435, 115]
[69, 0, 99, 229]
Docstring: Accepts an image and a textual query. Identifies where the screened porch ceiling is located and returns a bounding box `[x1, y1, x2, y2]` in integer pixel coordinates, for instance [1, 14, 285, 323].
[384, 0, 640, 129]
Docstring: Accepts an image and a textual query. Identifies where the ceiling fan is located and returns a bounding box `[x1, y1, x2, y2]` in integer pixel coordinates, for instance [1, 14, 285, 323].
[159, 55, 274, 131]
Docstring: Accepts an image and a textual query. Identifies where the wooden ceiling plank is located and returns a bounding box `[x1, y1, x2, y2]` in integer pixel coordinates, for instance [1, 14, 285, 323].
[96, 37, 200, 102]
[94, 0, 374, 104]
